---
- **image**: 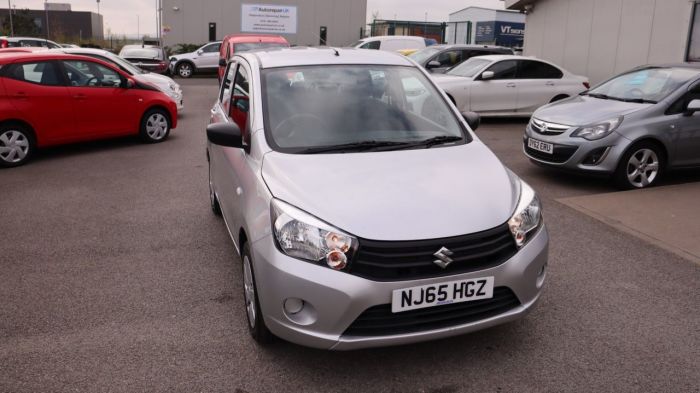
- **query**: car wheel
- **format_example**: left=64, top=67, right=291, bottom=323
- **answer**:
left=242, top=243, right=272, bottom=345
left=614, top=142, right=664, bottom=189
left=139, top=109, right=171, bottom=143
left=0, top=124, right=35, bottom=168
left=209, top=160, right=222, bottom=216
left=176, top=62, right=194, bottom=78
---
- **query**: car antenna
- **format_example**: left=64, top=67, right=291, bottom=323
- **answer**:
left=331, top=47, right=339, bottom=56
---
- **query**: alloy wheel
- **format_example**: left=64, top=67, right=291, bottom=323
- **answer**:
left=178, top=63, right=192, bottom=78
left=0, top=130, right=29, bottom=164
left=243, top=256, right=257, bottom=329
left=626, top=148, right=659, bottom=188
left=145, top=113, right=168, bottom=140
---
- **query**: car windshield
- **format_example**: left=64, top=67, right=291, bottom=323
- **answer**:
left=587, top=67, right=700, bottom=103
left=120, top=47, right=163, bottom=60
left=408, top=47, right=442, bottom=64
left=234, top=42, right=287, bottom=53
left=447, top=57, right=491, bottom=77
left=102, top=52, right=146, bottom=74
left=262, top=65, right=467, bottom=153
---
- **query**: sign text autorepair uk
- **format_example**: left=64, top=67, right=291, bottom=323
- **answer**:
left=241, top=4, right=298, bottom=34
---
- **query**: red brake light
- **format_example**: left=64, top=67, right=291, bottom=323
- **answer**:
left=583, top=81, right=590, bottom=89
left=0, top=39, right=8, bottom=48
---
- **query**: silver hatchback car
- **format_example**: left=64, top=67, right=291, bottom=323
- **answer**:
left=206, top=48, right=548, bottom=350
left=524, top=64, right=700, bottom=188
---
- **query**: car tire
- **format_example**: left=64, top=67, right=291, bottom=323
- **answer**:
left=209, top=160, right=222, bottom=216
left=242, top=243, right=273, bottom=345
left=139, top=109, right=171, bottom=143
left=614, top=141, right=664, bottom=189
left=176, top=62, right=194, bottom=78
left=0, top=124, right=35, bottom=168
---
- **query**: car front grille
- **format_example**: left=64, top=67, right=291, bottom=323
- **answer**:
left=524, top=139, right=578, bottom=164
left=349, top=224, right=518, bottom=281
left=529, top=118, right=571, bottom=135
left=343, top=286, right=520, bottom=336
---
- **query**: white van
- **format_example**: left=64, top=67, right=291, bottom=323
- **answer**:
left=352, top=35, right=428, bottom=52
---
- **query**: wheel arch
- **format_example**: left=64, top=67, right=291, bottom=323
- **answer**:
left=0, top=119, right=38, bottom=144
left=550, top=94, right=569, bottom=103
left=624, top=137, right=669, bottom=165
left=239, top=228, right=249, bottom=255
left=175, top=59, right=196, bottom=71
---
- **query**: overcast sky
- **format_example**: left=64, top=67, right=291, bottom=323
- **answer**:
left=19, top=0, right=504, bottom=36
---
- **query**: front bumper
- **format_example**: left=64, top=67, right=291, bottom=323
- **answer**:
left=523, top=123, right=628, bottom=174
left=250, top=225, right=549, bottom=350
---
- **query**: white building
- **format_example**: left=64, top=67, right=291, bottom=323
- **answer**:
left=505, top=0, right=699, bottom=84
left=446, top=7, right=525, bottom=47
left=162, top=0, right=367, bottom=47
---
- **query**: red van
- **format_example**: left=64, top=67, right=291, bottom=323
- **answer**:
left=218, top=34, right=289, bottom=81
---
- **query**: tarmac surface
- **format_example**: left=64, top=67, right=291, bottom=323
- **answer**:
left=1, top=78, right=699, bottom=392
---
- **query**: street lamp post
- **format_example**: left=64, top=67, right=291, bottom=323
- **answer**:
left=44, top=0, right=50, bottom=39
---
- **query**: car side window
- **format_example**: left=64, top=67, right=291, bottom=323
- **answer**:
left=230, top=65, right=251, bottom=133
left=225, top=44, right=231, bottom=60
left=435, top=50, right=462, bottom=67
left=666, top=83, right=700, bottom=115
left=202, top=43, right=220, bottom=53
left=220, top=63, right=237, bottom=110
left=484, top=60, right=517, bottom=80
left=361, top=41, right=380, bottom=50
left=518, top=60, right=563, bottom=79
left=6, top=61, right=64, bottom=86
left=62, top=60, right=123, bottom=87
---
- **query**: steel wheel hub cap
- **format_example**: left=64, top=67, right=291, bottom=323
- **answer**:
left=146, top=114, right=168, bottom=140
left=0, top=130, right=29, bottom=163
left=243, top=256, right=256, bottom=328
left=626, top=148, right=659, bottom=188
left=179, top=65, right=191, bottom=77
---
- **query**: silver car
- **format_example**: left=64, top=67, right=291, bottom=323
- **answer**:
left=169, top=41, right=222, bottom=78
left=524, top=64, right=700, bottom=188
left=206, top=48, right=548, bottom=350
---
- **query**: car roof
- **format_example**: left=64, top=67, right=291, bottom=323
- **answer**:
left=0, top=51, right=122, bottom=66
left=50, top=47, right=110, bottom=56
left=638, top=63, right=700, bottom=71
left=240, top=47, right=414, bottom=69
left=223, top=34, right=288, bottom=44
left=360, top=36, right=424, bottom=41
left=427, top=44, right=511, bottom=51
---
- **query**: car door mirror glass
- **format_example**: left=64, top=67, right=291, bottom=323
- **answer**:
left=207, top=122, right=243, bottom=148
left=480, top=71, right=494, bottom=80
left=126, top=79, right=136, bottom=88
left=427, top=60, right=441, bottom=69
left=197, top=50, right=203, bottom=55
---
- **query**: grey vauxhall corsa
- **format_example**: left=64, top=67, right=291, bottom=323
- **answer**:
left=206, top=47, right=548, bottom=350
left=524, top=64, right=700, bottom=189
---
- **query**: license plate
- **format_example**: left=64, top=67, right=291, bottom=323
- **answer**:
left=391, top=277, right=494, bottom=313
left=528, top=138, right=553, bottom=154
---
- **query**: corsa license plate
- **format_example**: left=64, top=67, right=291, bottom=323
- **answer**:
left=528, top=137, right=554, bottom=154
left=391, top=277, right=494, bottom=313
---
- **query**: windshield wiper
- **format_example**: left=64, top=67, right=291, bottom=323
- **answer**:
left=299, top=140, right=410, bottom=154
left=616, top=97, right=657, bottom=104
left=402, top=135, right=463, bottom=148
left=583, top=93, right=611, bottom=100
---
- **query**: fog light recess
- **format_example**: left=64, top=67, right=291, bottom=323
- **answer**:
left=283, top=297, right=318, bottom=326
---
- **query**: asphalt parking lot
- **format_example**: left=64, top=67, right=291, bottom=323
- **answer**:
left=1, top=78, right=699, bottom=393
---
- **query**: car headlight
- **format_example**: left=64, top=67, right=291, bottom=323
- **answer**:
left=271, top=199, right=357, bottom=271
left=571, top=116, right=623, bottom=140
left=508, top=180, right=542, bottom=247
left=168, top=82, right=178, bottom=91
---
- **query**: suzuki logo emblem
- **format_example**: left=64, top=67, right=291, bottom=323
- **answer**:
left=433, top=247, right=454, bottom=269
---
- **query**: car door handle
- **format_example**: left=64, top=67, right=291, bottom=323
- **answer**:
left=73, top=93, right=87, bottom=100
left=506, top=83, right=516, bottom=88
left=546, top=81, right=555, bottom=86
left=12, top=92, right=27, bottom=99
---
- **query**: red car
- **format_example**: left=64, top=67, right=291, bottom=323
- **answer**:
left=0, top=52, right=177, bottom=167
left=218, top=34, right=289, bottom=81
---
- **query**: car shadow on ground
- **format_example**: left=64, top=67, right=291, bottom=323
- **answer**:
left=30, top=135, right=177, bottom=164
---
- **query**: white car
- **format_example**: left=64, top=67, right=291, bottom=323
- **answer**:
left=169, top=41, right=222, bottom=78
left=432, top=55, right=589, bottom=117
left=351, top=36, right=427, bottom=52
left=51, top=48, right=184, bottom=111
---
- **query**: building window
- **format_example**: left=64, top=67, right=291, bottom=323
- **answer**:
left=688, top=2, right=700, bottom=62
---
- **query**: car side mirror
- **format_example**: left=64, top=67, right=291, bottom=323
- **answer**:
left=480, top=71, right=494, bottom=80
left=219, top=58, right=227, bottom=67
left=462, top=111, right=480, bottom=130
left=684, top=99, right=700, bottom=116
left=125, top=79, right=136, bottom=89
left=197, top=49, right=203, bottom=55
left=426, top=60, right=441, bottom=69
left=207, top=122, right=243, bottom=148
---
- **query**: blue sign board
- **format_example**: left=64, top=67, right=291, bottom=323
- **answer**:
left=475, top=21, right=525, bottom=47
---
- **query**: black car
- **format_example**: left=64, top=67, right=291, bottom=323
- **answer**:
left=409, top=44, right=514, bottom=74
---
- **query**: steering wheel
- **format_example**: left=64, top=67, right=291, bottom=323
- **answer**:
left=274, top=114, right=329, bottom=141
left=85, top=77, right=99, bottom=87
